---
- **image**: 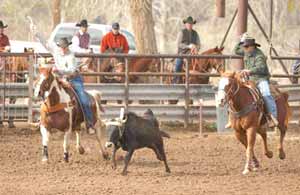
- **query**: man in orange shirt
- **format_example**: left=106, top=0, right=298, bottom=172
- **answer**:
left=101, top=23, right=129, bottom=54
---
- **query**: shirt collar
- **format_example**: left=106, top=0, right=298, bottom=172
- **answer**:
left=79, top=30, right=84, bottom=35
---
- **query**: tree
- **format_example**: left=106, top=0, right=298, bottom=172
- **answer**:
left=52, top=0, right=61, bottom=29
left=129, top=0, right=158, bottom=54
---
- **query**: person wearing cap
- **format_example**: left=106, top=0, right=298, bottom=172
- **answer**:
left=173, top=16, right=201, bottom=84
left=0, top=20, right=10, bottom=52
left=231, top=33, right=278, bottom=128
left=52, top=37, right=94, bottom=130
left=100, top=22, right=129, bottom=54
left=71, top=19, right=92, bottom=70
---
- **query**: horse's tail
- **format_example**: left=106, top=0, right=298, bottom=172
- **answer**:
left=282, top=92, right=292, bottom=127
left=88, top=90, right=105, bottom=121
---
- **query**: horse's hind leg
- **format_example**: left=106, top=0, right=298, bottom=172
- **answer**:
left=75, top=130, right=85, bottom=155
left=257, top=128, right=273, bottom=158
left=278, top=125, right=286, bottom=160
left=95, top=121, right=109, bottom=160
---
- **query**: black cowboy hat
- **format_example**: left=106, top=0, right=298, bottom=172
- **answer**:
left=76, top=19, right=88, bottom=27
left=56, top=37, right=72, bottom=48
left=242, top=38, right=261, bottom=47
left=112, top=22, right=120, bottom=30
left=183, top=16, right=196, bottom=24
left=0, top=21, right=8, bottom=28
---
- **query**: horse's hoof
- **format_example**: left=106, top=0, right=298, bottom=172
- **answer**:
left=102, top=152, right=109, bottom=160
left=77, top=146, right=85, bottom=155
left=121, top=171, right=128, bottom=176
left=265, top=151, right=273, bottom=158
left=279, top=149, right=286, bottom=160
left=41, top=157, right=48, bottom=162
left=166, top=168, right=171, bottom=173
left=242, top=169, right=250, bottom=175
left=64, top=153, right=69, bottom=163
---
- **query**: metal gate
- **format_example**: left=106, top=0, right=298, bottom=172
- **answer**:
left=0, top=53, right=34, bottom=126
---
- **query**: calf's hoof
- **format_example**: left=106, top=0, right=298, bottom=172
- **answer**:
left=77, top=146, right=85, bottom=155
left=279, top=149, right=286, bottom=160
left=166, top=167, right=171, bottom=173
left=265, top=151, right=273, bottom=159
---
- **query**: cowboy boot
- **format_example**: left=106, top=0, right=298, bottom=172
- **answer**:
left=267, top=114, right=279, bottom=128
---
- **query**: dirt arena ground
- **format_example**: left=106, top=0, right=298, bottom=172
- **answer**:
left=0, top=123, right=300, bottom=195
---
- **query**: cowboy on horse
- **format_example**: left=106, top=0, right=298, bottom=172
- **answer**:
left=173, top=16, right=201, bottom=84
left=51, top=37, right=95, bottom=130
left=226, top=33, right=279, bottom=128
left=71, top=19, right=93, bottom=69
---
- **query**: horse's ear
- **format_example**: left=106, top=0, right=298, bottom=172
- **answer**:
left=219, top=46, right=224, bottom=52
left=214, top=46, right=218, bottom=51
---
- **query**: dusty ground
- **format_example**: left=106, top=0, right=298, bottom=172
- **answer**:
left=0, top=123, right=300, bottom=195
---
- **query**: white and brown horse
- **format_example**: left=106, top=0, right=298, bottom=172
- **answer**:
left=34, top=68, right=108, bottom=162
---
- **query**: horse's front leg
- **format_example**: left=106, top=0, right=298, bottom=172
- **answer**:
left=40, top=124, right=50, bottom=162
left=95, top=120, right=109, bottom=160
left=257, top=128, right=273, bottom=158
left=63, top=131, right=71, bottom=162
left=243, top=127, right=256, bottom=175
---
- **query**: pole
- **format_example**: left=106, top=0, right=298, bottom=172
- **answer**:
left=199, top=99, right=203, bottom=136
left=184, top=60, right=190, bottom=128
left=220, top=9, right=238, bottom=48
left=248, top=5, right=292, bottom=83
left=269, top=0, right=273, bottom=56
left=124, top=58, right=129, bottom=112
left=237, top=0, right=248, bottom=69
left=216, top=0, right=226, bottom=18
left=28, top=54, right=34, bottom=124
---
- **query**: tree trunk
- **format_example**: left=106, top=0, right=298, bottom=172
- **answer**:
left=129, top=0, right=157, bottom=54
left=52, top=0, right=61, bottom=30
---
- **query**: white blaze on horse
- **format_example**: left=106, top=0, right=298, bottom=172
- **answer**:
left=34, top=66, right=108, bottom=162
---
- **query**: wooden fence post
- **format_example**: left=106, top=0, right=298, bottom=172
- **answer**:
left=124, top=58, right=129, bottom=112
left=184, top=59, right=190, bottom=128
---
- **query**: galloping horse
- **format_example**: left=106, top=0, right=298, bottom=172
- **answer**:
left=219, top=72, right=291, bottom=175
left=34, top=67, right=108, bottom=162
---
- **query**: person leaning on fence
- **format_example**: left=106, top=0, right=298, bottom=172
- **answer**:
left=71, top=19, right=92, bottom=70
left=173, top=16, right=201, bottom=84
left=226, top=33, right=279, bottom=129
left=0, top=20, right=14, bottom=128
left=100, top=22, right=129, bottom=72
left=0, top=20, right=10, bottom=52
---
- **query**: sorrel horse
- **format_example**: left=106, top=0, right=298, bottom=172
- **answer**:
left=34, top=68, right=108, bottom=162
left=219, top=72, right=291, bottom=175
left=166, top=46, right=225, bottom=104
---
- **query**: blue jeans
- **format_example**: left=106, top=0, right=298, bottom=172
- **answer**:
left=70, top=76, right=93, bottom=127
left=257, top=80, right=277, bottom=118
left=173, top=58, right=184, bottom=83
